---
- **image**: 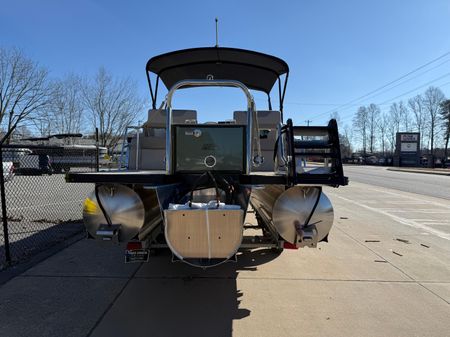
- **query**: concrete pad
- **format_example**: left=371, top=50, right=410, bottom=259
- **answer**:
left=2, top=167, right=450, bottom=337
left=232, top=279, right=450, bottom=337
left=326, top=187, right=442, bottom=238
left=353, top=235, right=450, bottom=282
left=325, top=183, right=450, bottom=282
left=0, top=275, right=127, bottom=337
left=90, top=278, right=244, bottom=337
left=136, top=229, right=409, bottom=282
left=23, top=239, right=140, bottom=278
left=421, top=282, right=450, bottom=304
left=89, top=278, right=450, bottom=337
left=327, top=182, right=450, bottom=239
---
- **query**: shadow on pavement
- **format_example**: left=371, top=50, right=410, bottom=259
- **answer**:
left=90, top=248, right=279, bottom=337
left=0, top=220, right=83, bottom=269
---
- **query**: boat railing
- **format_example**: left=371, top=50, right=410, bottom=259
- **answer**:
left=163, top=79, right=260, bottom=175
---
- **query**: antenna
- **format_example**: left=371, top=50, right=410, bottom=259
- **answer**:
left=215, top=17, right=219, bottom=47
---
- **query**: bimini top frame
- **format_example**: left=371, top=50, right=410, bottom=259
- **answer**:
left=146, top=47, right=289, bottom=117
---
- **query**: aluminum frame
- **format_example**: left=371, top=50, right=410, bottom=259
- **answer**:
left=163, top=79, right=259, bottom=175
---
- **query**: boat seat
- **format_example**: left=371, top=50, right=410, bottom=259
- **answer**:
left=146, top=109, right=197, bottom=128
left=128, top=109, right=197, bottom=170
left=233, top=111, right=281, bottom=171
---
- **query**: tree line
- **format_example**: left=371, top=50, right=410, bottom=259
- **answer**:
left=0, top=47, right=144, bottom=151
left=348, top=86, right=450, bottom=160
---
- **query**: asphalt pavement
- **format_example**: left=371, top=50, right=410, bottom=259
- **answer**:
left=344, top=165, right=450, bottom=200
left=0, top=166, right=449, bottom=337
left=0, top=174, right=92, bottom=266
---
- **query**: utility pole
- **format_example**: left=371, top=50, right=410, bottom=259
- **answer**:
left=305, top=119, right=312, bottom=126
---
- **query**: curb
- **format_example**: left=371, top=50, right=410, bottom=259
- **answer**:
left=387, top=168, right=450, bottom=176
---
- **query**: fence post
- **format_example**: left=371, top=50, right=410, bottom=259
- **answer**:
left=95, top=128, right=99, bottom=172
left=0, top=144, right=11, bottom=265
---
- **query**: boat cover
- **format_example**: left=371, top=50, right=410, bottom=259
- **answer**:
left=146, top=47, right=289, bottom=94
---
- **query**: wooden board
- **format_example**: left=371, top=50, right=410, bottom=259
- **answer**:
left=164, top=209, right=243, bottom=259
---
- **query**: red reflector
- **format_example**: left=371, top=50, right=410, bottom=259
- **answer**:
left=283, top=241, right=298, bottom=249
left=126, top=241, right=142, bottom=250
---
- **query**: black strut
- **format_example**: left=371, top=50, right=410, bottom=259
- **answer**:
left=95, top=184, right=113, bottom=226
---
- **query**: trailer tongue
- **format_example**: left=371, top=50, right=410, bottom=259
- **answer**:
left=67, top=47, right=347, bottom=268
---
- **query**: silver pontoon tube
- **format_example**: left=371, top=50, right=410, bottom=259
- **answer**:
left=164, top=79, right=258, bottom=174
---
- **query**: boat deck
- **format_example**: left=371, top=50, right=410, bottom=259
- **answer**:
left=66, top=168, right=347, bottom=186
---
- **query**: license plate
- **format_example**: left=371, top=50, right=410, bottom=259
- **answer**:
left=125, top=249, right=149, bottom=263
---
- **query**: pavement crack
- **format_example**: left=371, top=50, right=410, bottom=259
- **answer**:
left=86, top=263, right=143, bottom=337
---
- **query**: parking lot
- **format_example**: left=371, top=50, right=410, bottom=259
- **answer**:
left=0, top=174, right=92, bottom=266
left=0, top=166, right=449, bottom=337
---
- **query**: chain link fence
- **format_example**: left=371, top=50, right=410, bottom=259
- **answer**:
left=0, top=144, right=96, bottom=269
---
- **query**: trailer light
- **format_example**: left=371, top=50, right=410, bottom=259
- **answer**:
left=126, top=241, right=142, bottom=250
left=283, top=241, right=298, bottom=249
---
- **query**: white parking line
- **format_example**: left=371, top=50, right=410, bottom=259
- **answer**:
left=378, top=209, right=450, bottom=214
left=334, top=195, right=450, bottom=241
left=369, top=187, right=450, bottom=210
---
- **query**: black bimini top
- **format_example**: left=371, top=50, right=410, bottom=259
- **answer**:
left=146, top=47, right=289, bottom=110
left=147, top=47, right=288, bottom=93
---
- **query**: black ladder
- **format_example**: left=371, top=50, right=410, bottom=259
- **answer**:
left=283, top=118, right=348, bottom=187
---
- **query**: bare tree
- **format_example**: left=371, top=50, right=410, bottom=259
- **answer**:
left=33, top=107, right=53, bottom=137
left=386, top=118, right=396, bottom=154
left=353, top=106, right=369, bottom=155
left=82, top=67, right=144, bottom=152
left=399, top=101, right=410, bottom=132
left=440, top=99, right=450, bottom=161
left=422, top=86, right=445, bottom=163
left=343, top=124, right=353, bottom=146
left=378, top=112, right=389, bottom=156
left=367, top=103, right=380, bottom=153
left=408, top=94, right=427, bottom=149
left=389, top=102, right=402, bottom=133
left=45, top=74, right=84, bottom=141
left=0, top=47, right=50, bottom=142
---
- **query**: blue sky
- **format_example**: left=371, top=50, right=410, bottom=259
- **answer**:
left=1, top=0, right=450, bottom=127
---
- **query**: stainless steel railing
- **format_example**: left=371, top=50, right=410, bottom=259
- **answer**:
left=164, top=79, right=260, bottom=174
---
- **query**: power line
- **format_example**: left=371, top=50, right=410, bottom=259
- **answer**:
left=284, top=102, right=392, bottom=107
left=337, top=79, right=450, bottom=125
left=311, top=50, right=450, bottom=119
left=326, top=72, right=450, bottom=122
left=345, top=58, right=450, bottom=105
left=379, top=72, right=450, bottom=105
left=312, top=64, right=450, bottom=121
left=270, top=58, right=450, bottom=117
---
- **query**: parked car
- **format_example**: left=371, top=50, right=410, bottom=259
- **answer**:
left=2, top=161, right=15, bottom=182
left=365, top=155, right=378, bottom=165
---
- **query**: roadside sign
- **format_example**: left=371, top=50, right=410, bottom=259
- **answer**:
left=394, top=132, right=420, bottom=167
